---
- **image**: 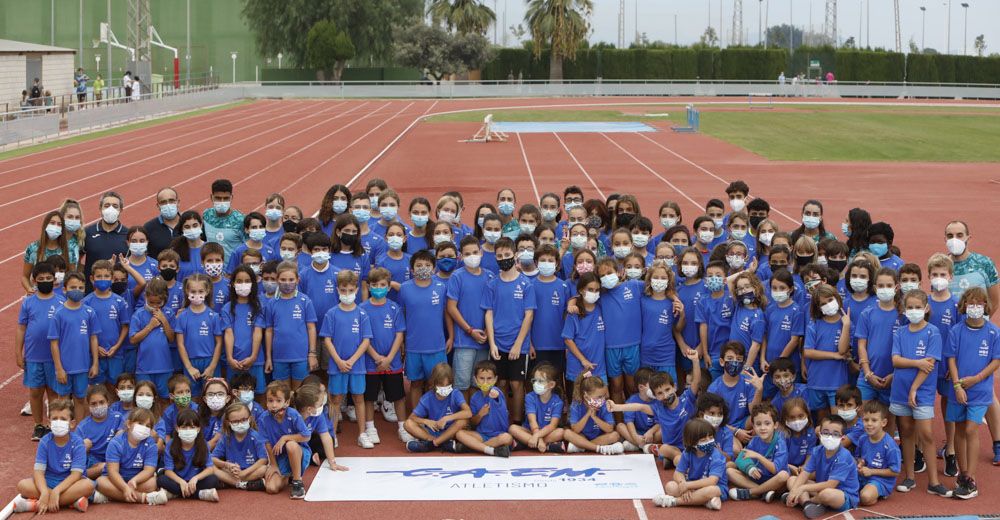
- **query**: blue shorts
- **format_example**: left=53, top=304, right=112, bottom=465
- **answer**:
left=230, top=365, right=266, bottom=395
left=91, top=357, right=125, bottom=386
left=945, top=403, right=988, bottom=424
left=645, top=365, right=678, bottom=385
left=675, top=345, right=693, bottom=372
left=471, top=430, right=507, bottom=443
left=87, top=453, right=107, bottom=468
left=857, top=375, right=891, bottom=405
left=186, top=357, right=222, bottom=396
left=54, top=372, right=89, bottom=398
left=137, top=372, right=172, bottom=397
left=860, top=478, right=892, bottom=498
left=808, top=389, right=837, bottom=411
left=836, top=492, right=859, bottom=512
left=327, top=373, right=365, bottom=395
left=405, top=351, right=447, bottom=382
left=275, top=444, right=311, bottom=477
left=937, top=377, right=951, bottom=397
left=422, top=420, right=455, bottom=438
left=122, top=347, right=138, bottom=375
left=605, top=346, right=640, bottom=379
left=273, top=361, right=309, bottom=383
left=23, top=361, right=56, bottom=390
left=889, top=403, right=935, bottom=420
left=44, top=473, right=91, bottom=490
left=452, top=348, right=488, bottom=391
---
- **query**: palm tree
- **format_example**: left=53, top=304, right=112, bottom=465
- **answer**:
left=427, top=0, right=496, bottom=35
left=524, top=0, right=593, bottom=81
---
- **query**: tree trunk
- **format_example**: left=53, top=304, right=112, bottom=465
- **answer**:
left=549, top=55, right=563, bottom=82
left=334, top=61, right=345, bottom=82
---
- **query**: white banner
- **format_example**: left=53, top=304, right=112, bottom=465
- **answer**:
left=305, top=455, right=663, bottom=502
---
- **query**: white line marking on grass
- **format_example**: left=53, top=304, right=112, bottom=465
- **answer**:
left=516, top=133, right=541, bottom=202
left=552, top=133, right=606, bottom=200
left=635, top=132, right=800, bottom=226
left=600, top=133, right=703, bottom=212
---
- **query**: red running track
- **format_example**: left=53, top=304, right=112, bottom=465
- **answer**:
left=1, top=97, right=999, bottom=520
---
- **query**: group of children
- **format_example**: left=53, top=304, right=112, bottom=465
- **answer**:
left=14, top=178, right=999, bottom=515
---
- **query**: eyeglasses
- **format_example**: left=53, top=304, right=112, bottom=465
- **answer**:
left=206, top=392, right=227, bottom=399
left=819, top=430, right=843, bottom=438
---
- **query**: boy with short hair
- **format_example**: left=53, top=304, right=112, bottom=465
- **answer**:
left=399, top=250, right=449, bottom=411
left=707, top=341, right=762, bottom=438
left=447, top=235, right=494, bottom=394
left=48, top=272, right=101, bottom=421
left=260, top=260, right=280, bottom=299
left=155, top=374, right=199, bottom=445
left=784, top=415, right=861, bottom=518
left=769, top=357, right=807, bottom=414
left=361, top=267, right=410, bottom=442
left=17, top=262, right=65, bottom=440
left=13, top=399, right=93, bottom=514
left=84, top=259, right=132, bottom=388
left=299, top=232, right=342, bottom=371
left=927, top=253, right=960, bottom=477
left=455, top=361, right=514, bottom=457
left=156, top=249, right=185, bottom=312
left=617, top=367, right=660, bottom=451
left=201, top=242, right=229, bottom=310
left=834, top=384, right=865, bottom=449
left=855, top=400, right=901, bottom=506
left=528, top=245, right=572, bottom=380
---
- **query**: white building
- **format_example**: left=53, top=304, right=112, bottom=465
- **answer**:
left=0, top=39, right=76, bottom=112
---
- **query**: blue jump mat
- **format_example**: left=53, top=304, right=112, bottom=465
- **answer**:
left=491, top=121, right=657, bottom=133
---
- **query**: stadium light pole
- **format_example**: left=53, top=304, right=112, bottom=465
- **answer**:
left=231, top=52, right=237, bottom=83
left=277, top=53, right=283, bottom=69
left=920, top=6, right=926, bottom=51
left=789, top=0, right=793, bottom=54
left=186, top=0, right=191, bottom=85
left=758, top=0, right=763, bottom=46
left=960, top=2, right=969, bottom=55
left=946, top=0, right=951, bottom=54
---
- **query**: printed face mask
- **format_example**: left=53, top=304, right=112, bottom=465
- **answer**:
left=435, top=385, right=453, bottom=397
left=786, top=419, right=808, bottom=432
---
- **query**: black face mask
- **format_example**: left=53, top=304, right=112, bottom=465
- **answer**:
left=497, top=257, right=517, bottom=272
left=616, top=213, right=635, bottom=228
left=111, top=281, right=128, bottom=295
left=36, top=281, right=54, bottom=294
left=770, top=263, right=788, bottom=274
left=585, top=216, right=603, bottom=230
left=828, top=259, right=848, bottom=272
left=749, top=216, right=764, bottom=231
left=340, top=233, right=358, bottom=247
left=795, top=255, right=814, bottom=268
left=282, top=220, right=298, bottom=233
left=160, top=268, right=178, bottom=281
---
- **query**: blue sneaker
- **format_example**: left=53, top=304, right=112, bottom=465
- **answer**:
left=993, top=443, right=1000, bottom=466
left=406, top=440, right=434, bottom=453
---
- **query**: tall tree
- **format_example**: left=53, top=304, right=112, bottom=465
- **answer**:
left=394, top=23, right=461, bottom=82
left=427, top=0, right=496, bottom=35
left=524, top=0, right=593, bottom=81
left=974, top=35, right=987, bottom=57
left=306, top=21, right=356, bottom=81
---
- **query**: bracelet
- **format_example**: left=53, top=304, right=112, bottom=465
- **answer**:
left=953, top=382, right=963, bottom=389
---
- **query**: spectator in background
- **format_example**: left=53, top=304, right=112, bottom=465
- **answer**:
left=93, top=74, right=105, bottom=106
left=779, top=71, right=786, bottom=86
left=825, top=71, right=835, bottom=84
left=43, top=90, right=54, bottom=113
left=29, top=78, right=41, bottom=106
left=123, top=70, right=132, bottom=102
left=19, top=90, right=30, bottom=112
left=74, top=68, right=89, bottom=107
left=131, top=76, right=142, bottom=102
left=202, top=179, right=245, bottom=263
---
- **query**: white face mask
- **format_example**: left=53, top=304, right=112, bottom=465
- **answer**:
left=570, top=235, right=587, bottom=249
left=698, top=230, right=715, bottom=244
left=651, top=278, right=669, bottom=293
left=463, top=254, right=482, bottom=269
left=820, top=434, right=841, bottom=451
left=101, top=206, right=120, bottom=224
left=729, top=198, right=746, bottom=212
left=681, top=265, right=698, bottom=278
left=771, top=290, right=789, bottom=303
left=875, top=287, right=896, bottom=302
left=533, top=381, right=549, bottom=395
left=904, top=309, right=926, bottom=324
left=660, top=217, right=677, bottom=229
left=631, top=234, right=649, bottom=247
left=730, top=229, right=747, bottom=240
left=946, top=237, right=967, bottom=256
left=177, top=428, right=199, bottom=443
left=135, top=395, right=155, bottom=409
left=838, top=408, right=857, bottom=421
left=759, top=232, right=774, bottom=246
left=234, top=283, right=252, bottom=297
left=239, top=390, right=255, bottom=404
left=625, top=267, right=643, bottom=280
left=820, top=300, right=840, bottom=317
left=339, top=292, right=357, bottom=305
left=90, top=405, right=108, bottom=419
left=231, top=421, right=250, bottom=434
left=118, top=389, right=135, bottom=403
left=930, top=277, right=950, bottom=292
left=850, top=278, right=869, bottom=293
left=50, top=419, right=71, bottom=437
left=900, top=281, right=920, bottom=294
left=537, top=261, right=557, bottom=277
left=435, top=385, right=453, bottom=397
left=583, top=290, right=601, bottom=304
left=483, top=230, right=501, bottom=244
left=786, top=419, right=809, bottom=432
left=703, top=414, right=724, bottom=428
left=613, top=246, right=631, bottom=259
left=206, top=395, right=227, bottom=411
left=131, top=423, right=152, bottom=441
left=280, top=250, right=296, bottom=261
left=966, top=304, right=986, bottom=320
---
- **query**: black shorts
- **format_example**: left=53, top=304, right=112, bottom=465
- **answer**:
left=364, top=373, right=405, bottom=403
left=529, top=350, right=566, bottom=380
left=496, top=353, right=529, bottom=382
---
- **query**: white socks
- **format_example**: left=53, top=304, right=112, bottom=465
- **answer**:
left=484, top=446, right=495, bottom=455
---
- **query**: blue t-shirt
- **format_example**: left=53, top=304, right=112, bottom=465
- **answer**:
left=854, top=432, right=901, bottom=494
left=676, top=282, right=706, bottom=350
left=929, top=296, right=960, bottom=381
left=677, top=448, right=728, bottom=496
left=359, top=232, right=387, bottom=264
left=82, top=293, right=131, bottom=357
left=844, top=294, right=877, bottom=349
left=405, top=231, right=430, bottom=255
left=330, top=251, right=371, bottom=290
left=263, top=293, right=317, bottom=362
left=890, top=324, right=942, bottom=407
left=624, top=393, right=656, bottom=435
left=227, top=243, right=275, bottom=274
left=481, top=274, right=536, bottom=351
left=105, top=432, right=158, bottom=480
left=530, top=278, right=572, bottom=351
left=524, top=392, right=564, bottom=428
left=413, top=390, right=466, bottom=428
left=640, top=296, right=679, bottom=368
left=298, top=264, right=342, bottom=331
left=695, top=290, right=734, bottom=362
left=944, top=321, right=1000, bottom=406
left=786, top=428, right=817, bottom=467
left=598, top=280, right=643, bottom=348
left=480, top=250, right=499, bottom=276
left=222, top=301, right=266, bottom=366
left=303, top=410, right=331, bottom=437
left=652, top=389, right=697, bottom=448
left=77, top=411, right=125, bottom=461
left=772, top=383, right=808, bottom=416
left=211, top=430, right=268, bottom=469
left=35, top=432, right=87, bottom=484
left=855, top=306, right=902, bottom=378
left=745, top=432, right=788, bottom=480
left=804, top=445, right=860, bottom=502
left=446, top=268, right=493, bottom=349
left=374, top=252, right=411, bottom=302
left=208, top=278, right=229, bottom=311
left=18, top=294, right=65, bottom=363
left=568, top=400, right=614, bottom=440
left=764, top=301, right=805, bottom=366
left=319, top=306, right=373, bottom=375
left=164, top=439, right=210, bottom=480
left=399, top=280, right=448, bottom=354
left=155, top=402, right=200, bottom=439
left=804, top=318, right=848, bottom=391
left=257, top=407, right=309, bottom=446
left=469, top=388, right=510, bottom=439
left=47, top=305, right=102, bottom=374
left=360, top=300, right=406, bottom=373
left=729, top=305, right=766, bottom=359
left=562, top=309, right=607, bottom=380
left=175, top=306, right=225, bottom=359
left=707, top=376, right=757, bottom=427
left=165, top=282, right=185, bottom=313
left=715, top=422, right=736, bottom=458
left=130, top=306, right=175, bottom=374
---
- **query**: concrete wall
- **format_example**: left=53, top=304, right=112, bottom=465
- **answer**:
left=0, top=54, right=26, bottom=109
left=40, top=52, right=74, bottom=99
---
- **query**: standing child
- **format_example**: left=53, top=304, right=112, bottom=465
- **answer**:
left=708, top=342, right=763, bottom=438
left=13, top=399, right=93, bottom=514
left=361, top=267, right=410, bottom=442
left=175, top=274, right=225, bottom=396
left=78, top=386, right=124, bottom=479
left=298, top=233, right=342, bottom=369
left=375, top=221, right=411, bottom=301
left=855, top=401, right=901, bottom=506
left=783, top=415, right=860, bottom=518
left=697, top=261, right=734, bottom=380
left=782, top=397, right=816, bottom=476
left=529, top=245, right=572, bottom=383
left=640, top=262, right=687, bottom=381
left=48, top=271, right=100, bottom=420
left=403, top=363, right=473, bottom=452
left=211, top=402, right=268, bottom=491
left=651, top=418, right=726, bottom=510
left=320, top=270, right=374, bottom=448
left=455, top=361, right=514, bottom=457
left=258, top=381, right=310, bottom=499
left=509, top=362, right=566, bottom=453
left=616, top=368, right=661, bottom=451
left=447, top=236, right=493, bottom=394
left=804, top=284, right=851, bottom=420
left=399, top=250, right=449, bottom=411
left=728, top=403, right=790, bottom=502
left=156, top=250, right=184, bottom=313
left=857, top=268, right=902, bottom=415
left=222, top=266, right=265, bottom=393
left=84, top=260, right=131, bottom=389
left=157, top=409, right=220, bottom=502
left=263, top=261, right=318, bottom=390
left=891, top=289, right=950, bottom=496
left=592, top=257, right=644, bottom=407
left=763, top=269, right=804, bottom=398
left=93, top=408, right=168, bottom=506
left=945, top=287, right=999, bottom=499
left=927, top=253, right=960, bottom=477
left=565, top=373, right=624, bottom=454
left=563, top=273, right=607, bottom=391
left=130, top=278, right=176, bottom=400
left=200, top=243, right=229, bottom=311
left=17, top=262, right=65, bottom=440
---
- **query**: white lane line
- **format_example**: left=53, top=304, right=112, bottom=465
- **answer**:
left=552, top=132, right=606, bottom=200
left=600, top=133, right=704, bottom=213
left=0, top=370, right=24, bottom=391
left=516, top=133, right=541, bottom=202
left=632, top=499, right=649, bottom=520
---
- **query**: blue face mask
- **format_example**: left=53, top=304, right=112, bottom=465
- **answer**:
left=93, top=279, right=112, bottom=292
left=369, top=287, right=389, bottom=299
left=704, top=275, right=724, bottom=292
left=724, top=359, right=743, bottom=377
left=673, top=244, right=686, bottom=256
left=869, top=243, right=889, bottom=258
left=66, top=290, right=86, bottom=302
left=436, top=257, right=457, bottom=273
left=694, top=441, right=716, bottom=454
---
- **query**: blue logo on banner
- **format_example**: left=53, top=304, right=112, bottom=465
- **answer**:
left=368, top=467, right=629, bottom=479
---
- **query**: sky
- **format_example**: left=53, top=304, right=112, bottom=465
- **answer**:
left=483, top=0, right=998, bottom=55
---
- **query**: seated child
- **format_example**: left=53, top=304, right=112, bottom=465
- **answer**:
left=14, top=399, right=93, bottom=514
left=707, top=341, right=763, bottom=442
left=77, top=385, right=124, bottom=479
left=110, top=373, right=136, bottom=415
left=230, top=372, right=266, bottom=424
left=783, top=415, right=860, bottom=518
left=155, top=374, right=199, bottom=447
left=696, top=392, right=738, bottom=460
left=508, top=362, right=566, bottom=453
left=258, top=381, right=310, bottom=499
left=94, top=408, right=168, bottom=506
left=211, top=402, right=268, bottom=491
left=455, top=361, right=514, bottom=457
left=782, top=397, right=816, bottom=476
left=565, top=373, right=624, bottom=455
left=651, top=418, right=726, bottom=510
left=769, top=357, right=808, bottom=415
left=157, top=409, right=220, bottom=502
left=403, top=363, right=472, bottom=452
left=293, top=384, right=347, bottom=471
left=727, top=403, right=790, bottom=502
left=855, top=401, right=901, bottom=506
left=834, top=384, right=865, bottom=449
left=616, top=367, right=661, bottom=452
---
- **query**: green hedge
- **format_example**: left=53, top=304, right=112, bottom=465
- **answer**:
left=906, top=54, right=1000, bottom=83
left=835, top=51, right=906, bottom=82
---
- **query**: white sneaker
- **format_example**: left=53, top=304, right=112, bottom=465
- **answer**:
left=398, top=428, right=416, bottom=444
left=145, top=489, right=168, bottom=506
left=566, top=443, right=585, bottom=453
left=345, top=404, right=357, bottom=422
left=20, top=402, right=31, bottom=416
left=598, top=442, right=625, bottom=455
left=198, top=489, right=219, bottom=502
left=357, top=432, right=375, bottom=449
left=91, top=490, right=108, bottom=504
left=705, top=496, right=722, bottom=510
left=13, top=495, right=36, bottom=513
left=365, top=427, right=381, bottom=444
left=652, top=494, right=676, bottom=508
left=334, top=435, right=339, bottom=449
left=380, top=400, right=398, bottom=422
left=622, top=440, right=641, bottom=452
